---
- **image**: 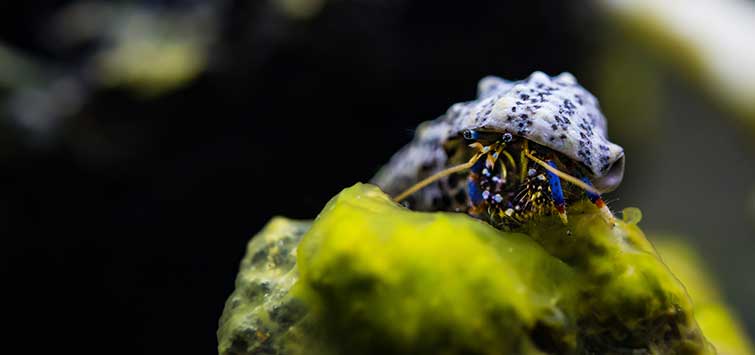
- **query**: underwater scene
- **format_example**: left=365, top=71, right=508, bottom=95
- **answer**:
left=2, top=1, right=754, bottom=354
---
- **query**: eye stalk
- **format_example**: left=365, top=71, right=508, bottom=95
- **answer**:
left=463, top=129, right=515, bottom=144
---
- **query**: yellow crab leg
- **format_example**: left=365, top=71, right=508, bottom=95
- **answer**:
left=523, top=150, right=600, bottom=195
left=499, top=159, right=507, bottom=182
left=486, top=145, right=503, bottom=169
left=501, top=149, right=517, bottom=172
left=519, top=140, right=529, bottom=182
left=393, top=148, right=485, bottom=203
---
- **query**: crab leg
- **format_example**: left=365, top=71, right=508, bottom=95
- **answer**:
left=546, top=160, right=568, bottom=224
left=467, top=157, right=487, bottom=208
left=580, top=177, right=616, bottom=226
left=519, top=140, right=529, bottom=183
left=470, top=144, right=507, bottom=214
left=393, top=142, right=493, bottom=203
left=523, top=149, right=600, bottom=195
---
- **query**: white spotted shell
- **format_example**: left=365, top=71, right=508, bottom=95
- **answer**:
left=447, top=71, right=624, bottom=192
left=371, top=71, right=625, bottom=208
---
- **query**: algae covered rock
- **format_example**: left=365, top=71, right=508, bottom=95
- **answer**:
left=296, top=184, right=577, bottom=354
left=217, top=217, right=313, bottom=355
left=218, top=183, right=737, bottom=354
left=521, top=208, right=712, bottom=354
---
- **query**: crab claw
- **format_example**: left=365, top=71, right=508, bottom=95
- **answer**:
left=593, top=198, right=616, bottom=227
left=556, top=205, right=568, bottom=225
left=580, top=177, right=616, bottom=227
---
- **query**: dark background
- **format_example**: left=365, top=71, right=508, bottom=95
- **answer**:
left=2, top=1, right=752, bottom=354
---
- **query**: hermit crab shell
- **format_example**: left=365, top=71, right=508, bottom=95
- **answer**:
left=371, top=71, right=625, bottom=207
left=447, top=71, right=625, bottom=192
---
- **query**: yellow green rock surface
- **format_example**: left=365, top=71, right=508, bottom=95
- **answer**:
left=218, top=183, right=751, bottom=354
left=217, top=217, right=314, bottom=355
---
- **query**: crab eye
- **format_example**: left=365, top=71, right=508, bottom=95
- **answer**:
left=463, top=129, right=478, bottom=140
left=501, top=133, right=513, bottom=143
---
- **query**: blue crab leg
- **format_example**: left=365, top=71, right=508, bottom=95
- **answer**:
left=467, top=142, right=506, bottom=215
left=546, top=160, right=568, bottom=224
left=467, top=157, right=487, bottom=208
left=580, top=177, right=616, bottom=226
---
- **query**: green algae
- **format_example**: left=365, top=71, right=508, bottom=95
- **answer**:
left=294, top=183, right=712, bottom=354
left=522, top=206, right=712, bottom=354
left=217, top=217, right=316, bottom=355
left=296, top=184, right=576, bottom=354
left=218, top=183, right=752, bottom=354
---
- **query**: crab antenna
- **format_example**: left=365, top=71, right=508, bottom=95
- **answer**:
left=501, top=150, right=517, bottom=172
left=393, top=151, right=484, bottom=203
left=524, top=150, right=601, bottom=195
left=519, top=140, right=529, bottom=182
left=499, top=160, right=507, bottom=182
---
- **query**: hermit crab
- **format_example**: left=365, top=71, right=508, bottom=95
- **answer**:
left=371, top=71, right=625, bottom=229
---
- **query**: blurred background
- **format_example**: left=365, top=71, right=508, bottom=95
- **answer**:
left=2, top=0, right=753, bottom=353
